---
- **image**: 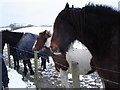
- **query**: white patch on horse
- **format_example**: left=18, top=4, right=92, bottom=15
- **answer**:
left=58, top=40, right=92, bottom=88
left=72, top=40, right=87, bottom=49
left=66, top=41, right=92, bottom=75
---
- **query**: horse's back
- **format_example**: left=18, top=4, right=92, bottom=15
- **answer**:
left=16, top=33, right=38, bottom=60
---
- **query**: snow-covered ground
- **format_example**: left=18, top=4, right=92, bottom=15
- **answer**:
left=2, top=27, right=104, bottom=88
left=7, top=66, right=35, bottom=89
left=5, top=56, right=103, bottom=88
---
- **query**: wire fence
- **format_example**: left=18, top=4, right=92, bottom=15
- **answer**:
left=3, top=45, right=120, bottom=87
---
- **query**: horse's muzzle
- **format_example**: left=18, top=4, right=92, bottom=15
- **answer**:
left=50, top=46, right=62, bottom=55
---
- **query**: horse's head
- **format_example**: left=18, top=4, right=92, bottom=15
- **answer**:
left=32, top=30, right=69, bottom=72
left=51, top=3, right=77, bottom=54
left=33, top=30, right=51, bottom=51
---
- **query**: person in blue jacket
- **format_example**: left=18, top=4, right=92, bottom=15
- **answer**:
left=0, top=54, right=9, bottom=90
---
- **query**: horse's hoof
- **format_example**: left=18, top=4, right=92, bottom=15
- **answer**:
left=30, top=70, right=34, bottom=75
left=42, top=69, right=45, bottom=71
left=14, top=66, right=20, bottom=71
left=23, top=68, right=28, bottom=76
left=14, top=67, right=16, bottom=70
left=16, top=67, right=20, bottom=71
left=16, top=68, right=19, bottom=71
left=42, top=68, right=47, bottom=71
left=23, top=72, right=27, bottom=76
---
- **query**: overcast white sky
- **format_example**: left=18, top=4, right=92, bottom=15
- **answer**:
left=0, top=0, right=120, bottom=26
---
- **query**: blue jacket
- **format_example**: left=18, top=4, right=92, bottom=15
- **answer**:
left=2, top=59, right=9, bottom=87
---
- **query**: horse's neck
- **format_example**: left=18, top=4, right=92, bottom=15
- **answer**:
left=2, top=42, right=5, bottom=53
left=7, top=33, right=23, bottom=46
left=69, top=9, right=84, bottom=41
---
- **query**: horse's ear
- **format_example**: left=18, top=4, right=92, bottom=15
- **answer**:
left=45, top=31, right=51, bottom=38
left=44, top=30, right=47, bottom=33
left=64, top=2, right=69, bottom=10
left=72, top=5, right=74, bottom=8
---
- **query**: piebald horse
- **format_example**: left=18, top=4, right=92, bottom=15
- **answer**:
left=50, top=3, right=120, bottom=88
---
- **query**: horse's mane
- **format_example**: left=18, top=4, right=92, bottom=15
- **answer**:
left=83, top=4, right=120, bottom=17
left=1, top=30, right=10, bottom=32
left=1, top=30, right=24, bottom=34
left=57, top=4, right=120, bottom=28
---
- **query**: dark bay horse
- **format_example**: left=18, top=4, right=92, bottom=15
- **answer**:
left=2, top=30, right=35, bottom=76
left=51, top=3, right=120, bottom=88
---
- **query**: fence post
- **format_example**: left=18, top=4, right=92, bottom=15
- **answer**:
left=34, top=51, right=39, bottom=89
left=71, top=61, right=79, bottom=88
left=7, top=44, right=11, bottom=68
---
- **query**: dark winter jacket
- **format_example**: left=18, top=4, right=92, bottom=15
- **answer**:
left=2, top=59, right=9, bottom=88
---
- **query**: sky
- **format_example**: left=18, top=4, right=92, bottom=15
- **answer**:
left=0, top=0, right=120, bottom=27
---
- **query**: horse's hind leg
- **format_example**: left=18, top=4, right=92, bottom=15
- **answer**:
left=27, top=59, right=34, bottom=75
left=23, top=60, right=28, bottom=76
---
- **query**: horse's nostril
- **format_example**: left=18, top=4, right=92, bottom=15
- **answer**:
left=50, top=43, right=60, bottom=53
left=52, top=47, right=60, bottom=53
left=54, top=48, right=58, bottom=52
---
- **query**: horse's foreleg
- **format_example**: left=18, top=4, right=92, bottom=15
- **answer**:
left=16, top=58, right=19, bottom=71
left=23, top=60, right=28, bottom=76
left=60, top=69, right=70, bottom=88
left=13, top=56, right=17, bottom=70
left=41, top=57, right=46, bottom=71
left=13, top=56, right=19, bottom=71
left=27, top=59, right=34, bottom=75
